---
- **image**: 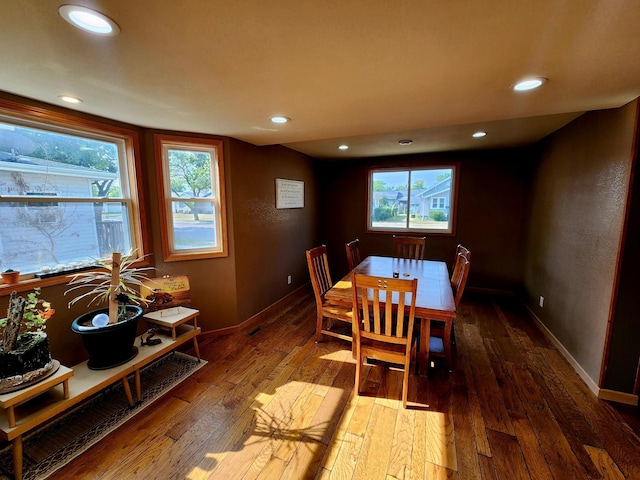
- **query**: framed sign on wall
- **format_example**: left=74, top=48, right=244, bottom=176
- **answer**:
left=275, top=178, right=304, bottom=209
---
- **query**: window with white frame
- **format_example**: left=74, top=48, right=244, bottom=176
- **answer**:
left=367, top=166, right=457, bottom=234
left=431, top=197, right=446, bottom=209
left=155, top=135, right=227, bottom=261
left=0, top=103, right=145, bottom=277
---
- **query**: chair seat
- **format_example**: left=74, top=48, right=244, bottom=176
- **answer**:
left=321, top=299, right=353, bottom=322
left=429, top=336, right=444, bottom=354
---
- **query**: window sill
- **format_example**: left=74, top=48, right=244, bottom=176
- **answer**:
left=0, top=274, right=73, bottom=296
left=0, top=259, right=153, bottom=297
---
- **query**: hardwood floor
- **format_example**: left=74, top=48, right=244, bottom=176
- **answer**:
left=49, top=289, right=640, bottom=479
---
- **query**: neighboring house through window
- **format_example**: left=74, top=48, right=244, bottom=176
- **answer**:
left=367, top=165, right=457, bottom=234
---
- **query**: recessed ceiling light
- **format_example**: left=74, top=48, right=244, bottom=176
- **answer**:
left=472, top=131, right=487, bottom=138
left=59, top=95, right=83, bottom=104
left=513, top=77, right=547, bottom=91
left=338, top=145, right=349, bottom=150
left=270, top=116, right=290, bottom=124
left=59, top=5, right=120, bottom=36
left=398, top=139, right=413, bottom=146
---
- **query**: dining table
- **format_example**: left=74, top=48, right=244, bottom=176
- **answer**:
left=325, top=255, right=456, bottom=375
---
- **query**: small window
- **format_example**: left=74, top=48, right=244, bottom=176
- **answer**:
left=367, top=166, right=457, bottom=234
left=0, top=101, right=145, bottom=276
left=155, top=135, right=227, bottom=261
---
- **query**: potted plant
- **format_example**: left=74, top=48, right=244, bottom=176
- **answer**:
left=65, top=251, right=153, bottom=370
left=1, top=269, right=20, bottom=284
left=0, top=288, right=57, bottom=391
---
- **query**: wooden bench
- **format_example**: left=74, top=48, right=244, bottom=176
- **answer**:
left=0, top=321, right=201, bottom=480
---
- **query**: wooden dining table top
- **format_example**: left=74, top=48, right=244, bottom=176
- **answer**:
left=325, top=255, right=456, bottom=320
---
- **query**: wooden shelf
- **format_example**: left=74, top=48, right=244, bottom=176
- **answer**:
left=0, top=322, right=201, bottom=480
left=144, top=306, right=199, bottom=339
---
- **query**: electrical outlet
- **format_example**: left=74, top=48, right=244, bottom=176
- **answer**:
left=287, top=275, right=292, bottom=285
left=539, top=296, right=544, bottom=308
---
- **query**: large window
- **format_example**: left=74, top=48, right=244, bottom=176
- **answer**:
left=368, top=165, right=457, bottom=234
left=0, top=101, right=145, bottom=277
left=155, top=135, right=227, bottom=261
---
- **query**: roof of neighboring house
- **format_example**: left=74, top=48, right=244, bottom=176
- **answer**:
left=0, top=152, right=117, bottom=180
left=416, top=177, right=452, bottom=198
left=373, top=189, right=430, bottom=205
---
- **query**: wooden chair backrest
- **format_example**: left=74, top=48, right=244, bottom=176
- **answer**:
left=306, top=245, right=333, bottom=301
left=452, top=254, right=470, bottom=307
left=392, top=235, right=426, bottom=260
left=351, top=273, right=418, bottom=348
left=451, top=244, right=471, bottom=286
left=456, top=244, right=471, bottom=260
left=345, top=239, right=362, bottom=271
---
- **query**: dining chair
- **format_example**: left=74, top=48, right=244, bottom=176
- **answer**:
left=306, top=245, right=353, bottom=344
left=451, top=244, right=471, bottom=287
left=351, top=273, right=418, bottom=408
left=392, top=235, right=426, bottom=260
left=430, top=253, right=470, bottom=369
left=345, top=238, right=362, bottom=271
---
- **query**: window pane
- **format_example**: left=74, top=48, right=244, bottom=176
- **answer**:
left=171, top=201, right=217, bottom=250
left=0, top=120, right=122, bottom=199
left=0, top=201, right=132, bottom=273
left=156, top=135, right=227, bottom=260
left=0, top=112, right=140, bottom=275
left=408, top=168, right=453, bottom=230
left=168, top=149, right=213, bottom=199
left=369, top=167, right=455, bottom=234
left=370, top=171, right=409, bottom=229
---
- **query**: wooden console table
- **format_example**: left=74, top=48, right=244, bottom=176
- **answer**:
left=0, top=320, right=201, bottom=480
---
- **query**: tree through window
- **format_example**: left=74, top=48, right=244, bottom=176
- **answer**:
left=155, top=135, right=228, bottom=261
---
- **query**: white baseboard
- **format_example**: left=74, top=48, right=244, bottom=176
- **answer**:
left=523, top=303, right=639, bottom=405
left=523, top=304, right=600, bottom=396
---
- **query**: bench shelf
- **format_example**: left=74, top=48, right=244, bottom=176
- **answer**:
left=0, top=319, right=201, bottom=480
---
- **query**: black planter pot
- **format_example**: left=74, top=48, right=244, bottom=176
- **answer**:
left=71, top=306, right=143, bottom=370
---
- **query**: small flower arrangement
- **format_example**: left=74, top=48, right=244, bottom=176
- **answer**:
left=1, top=287, right=54, bottom=352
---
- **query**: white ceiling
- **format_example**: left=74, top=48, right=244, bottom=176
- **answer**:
left=1, top=1, right=638, bottom=159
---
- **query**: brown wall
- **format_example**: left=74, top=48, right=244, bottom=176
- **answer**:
left=229, top=141, right=323, bottom=322
left=320, top=150, right=534, bottom=292
left=523, top=101, right=638, bottom=386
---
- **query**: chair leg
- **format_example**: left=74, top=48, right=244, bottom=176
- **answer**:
left=315, top=313, right=323, bottom=343
left=402, top=360, right=410, bottom=409
left=355, top=343, right=363, bottom=395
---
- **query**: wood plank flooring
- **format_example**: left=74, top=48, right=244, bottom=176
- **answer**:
left=48, top=289, right=640, bottom=479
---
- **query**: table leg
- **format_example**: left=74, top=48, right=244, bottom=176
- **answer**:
left=63, top=378, right=70, bottom=399
left=13, top=436, right=23, bottom=480
left=419, top=318, right=431, bottom=376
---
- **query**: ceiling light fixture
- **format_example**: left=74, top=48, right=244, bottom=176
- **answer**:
left=398, top=139, right=413, bottom=146
left=270, top=116, right=290, bottom=124
left=338, top=145, right=349, bottom=150
left=59, top=95, right=83, bottom=104
left=472, top=131, right=487, bottom=138
left=513, top=77, right=547, bottom=92
left=59, top=5, right=120, bottom=36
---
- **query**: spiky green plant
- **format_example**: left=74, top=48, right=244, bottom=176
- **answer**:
left=65, top=251, right=154, bottom=324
